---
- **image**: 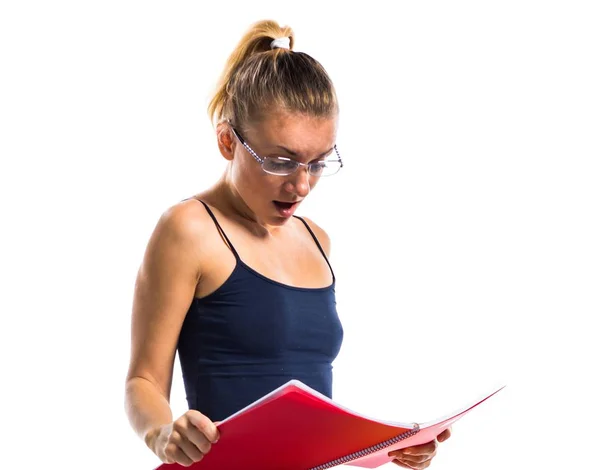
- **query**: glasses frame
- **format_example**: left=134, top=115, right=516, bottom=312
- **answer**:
left=228, top=123, right=343, bottom=177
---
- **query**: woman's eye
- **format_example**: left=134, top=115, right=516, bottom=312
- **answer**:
left=270, top=158, right=297, bottom=169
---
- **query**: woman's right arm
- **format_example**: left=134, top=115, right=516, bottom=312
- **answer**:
left=124, top=202, right=219, bottom=465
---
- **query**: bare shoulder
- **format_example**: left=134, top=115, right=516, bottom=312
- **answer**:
left=146, top=198, right=221, bottom=262
left=152, top=198, right=212, bottom=249
left=158, top=197, right=212, bottom=233
left=297, top=215, right=332, bottom=257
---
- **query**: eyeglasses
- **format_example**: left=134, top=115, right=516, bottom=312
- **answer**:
left=229, top=124, right=343, bottom=177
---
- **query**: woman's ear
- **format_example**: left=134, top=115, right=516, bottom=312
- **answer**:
left=216, top=122, right=235, bottom=161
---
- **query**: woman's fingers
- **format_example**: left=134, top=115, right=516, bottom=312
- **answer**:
left=165, top=413, right=218, bottom=465
left=187, top=411, right=220, bottom=443
left=175, top=432, right=206, bottom=464
left=174, top=417, right=213, bottom=454
left=437, top=427, right=452, bottom=442
left=392, top=459, right=415, bottom=469
left=164, top=431, right=194, bottom=466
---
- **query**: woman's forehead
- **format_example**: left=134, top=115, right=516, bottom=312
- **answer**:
left=248, top=112, right=337, bottom=146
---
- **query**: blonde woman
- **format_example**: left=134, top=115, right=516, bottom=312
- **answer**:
left=124, top=19, right=450, bottom=469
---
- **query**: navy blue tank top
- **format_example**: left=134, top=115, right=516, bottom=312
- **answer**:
left=176, top=200, right=344, bottom=422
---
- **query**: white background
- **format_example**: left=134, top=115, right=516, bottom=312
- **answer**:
left=1, top=1, right=598, bottom=469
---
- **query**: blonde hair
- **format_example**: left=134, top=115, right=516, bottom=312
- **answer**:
left=207, top=20, right=338, bottom=130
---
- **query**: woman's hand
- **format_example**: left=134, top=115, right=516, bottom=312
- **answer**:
left=149, top=410, right=220, bottom=467
left=388, top=428, right=452, bottom=469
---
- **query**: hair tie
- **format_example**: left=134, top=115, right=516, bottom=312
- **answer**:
left=270, top=37, right=290, bottom=50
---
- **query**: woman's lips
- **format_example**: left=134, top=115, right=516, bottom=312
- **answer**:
left=273, top=200, right=300, bottom=217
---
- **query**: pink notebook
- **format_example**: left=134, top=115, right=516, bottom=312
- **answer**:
left=155, top=381, right=505, bottom=470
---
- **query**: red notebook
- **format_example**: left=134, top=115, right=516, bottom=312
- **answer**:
left=155, top=380, right=504, bottom=470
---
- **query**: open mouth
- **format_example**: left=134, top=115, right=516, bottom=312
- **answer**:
left=273, top=200, right=300, bottom=217
left=273, top=201, right=296, bottom=210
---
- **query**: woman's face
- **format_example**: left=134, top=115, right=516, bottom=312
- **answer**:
left=227, top=111, right=338, bottom=226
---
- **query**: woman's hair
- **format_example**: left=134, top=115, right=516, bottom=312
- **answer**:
left=207, top=19, right=338, bottom=130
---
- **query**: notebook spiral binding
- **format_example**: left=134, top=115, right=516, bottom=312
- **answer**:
left=309, top=424, right=420, bottom=470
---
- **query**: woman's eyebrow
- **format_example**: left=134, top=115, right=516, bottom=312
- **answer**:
left=275, top=145, right=335, bottom=158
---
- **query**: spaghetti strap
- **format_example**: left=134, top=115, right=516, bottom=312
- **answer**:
left=197, top=199, right=240, bottom=260
left=294, top=216, right=335, bottom=282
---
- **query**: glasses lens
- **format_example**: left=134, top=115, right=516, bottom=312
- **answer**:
left=310, top=160, right=342, bottom=177
left=263, top=157, right=299, bottom=175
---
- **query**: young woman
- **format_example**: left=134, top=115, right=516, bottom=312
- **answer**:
left=124, top=19, right=450, bottom=469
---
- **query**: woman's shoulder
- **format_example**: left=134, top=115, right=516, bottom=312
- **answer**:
left=296, top=215, right=331, bottom=257
left=159, top=196, right=209, bottom=227
left=149, top=197, right=215, bottom=254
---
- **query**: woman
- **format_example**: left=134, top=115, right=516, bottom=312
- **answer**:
left=124, top=19, right=450, bottom=469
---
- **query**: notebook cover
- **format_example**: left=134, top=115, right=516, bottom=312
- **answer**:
left=155, top=380, right=416, bottom=470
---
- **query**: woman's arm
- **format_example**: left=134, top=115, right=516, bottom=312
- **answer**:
left=124, top=201, right=207, bottom=453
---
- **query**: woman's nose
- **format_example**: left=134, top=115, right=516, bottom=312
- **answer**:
left=287, top=167, right=311, bottom=197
